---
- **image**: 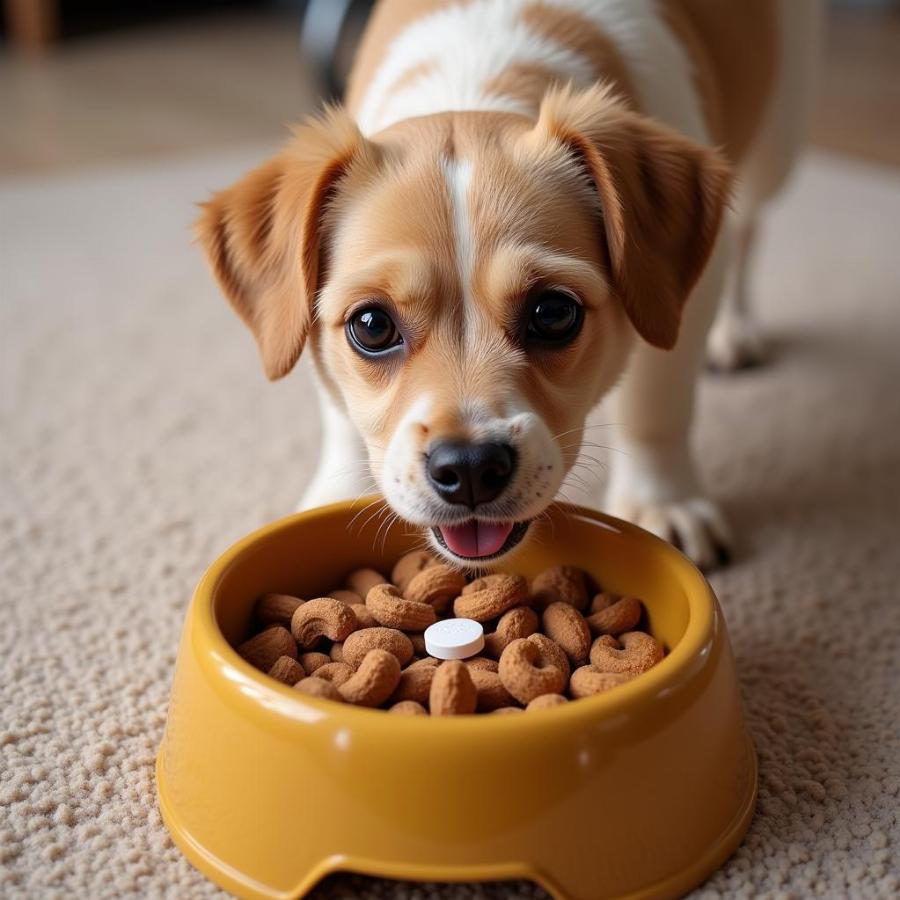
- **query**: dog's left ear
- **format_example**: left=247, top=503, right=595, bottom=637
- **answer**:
left=195, top=107, right=377, bottom=379
left=524, top=84, right=732, bottom=349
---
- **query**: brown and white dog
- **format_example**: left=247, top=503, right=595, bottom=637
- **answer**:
left=196, top=0, right=821, bottom=569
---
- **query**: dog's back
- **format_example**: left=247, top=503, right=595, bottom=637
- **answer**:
left=346, top=0, right=819, bottom=194
left=196, top=0, right=823, bottom=568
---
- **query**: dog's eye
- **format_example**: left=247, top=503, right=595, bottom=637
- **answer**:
left=525, top=290, right=584, bottom=346
left=347, top=307, right=402, bottom=355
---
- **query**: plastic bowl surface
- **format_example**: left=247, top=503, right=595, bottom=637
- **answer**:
left=157, top=499, right=756, bottom=899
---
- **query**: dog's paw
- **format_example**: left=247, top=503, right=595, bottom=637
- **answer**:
left=706, top=312, right=766, bottom=372
left=606, top=495, right=733, bottom=570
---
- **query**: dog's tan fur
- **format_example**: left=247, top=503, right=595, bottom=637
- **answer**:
left=195, top=0, right=820, bottom=568
left=197, top=91, right=728, bottom=459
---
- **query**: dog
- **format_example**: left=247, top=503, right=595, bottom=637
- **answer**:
left=196, top=0, right=821, bottom=570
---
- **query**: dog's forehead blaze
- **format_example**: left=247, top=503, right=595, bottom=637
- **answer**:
left=328, top=110, right=609, bottom=447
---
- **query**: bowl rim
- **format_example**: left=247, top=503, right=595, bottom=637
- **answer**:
left=193, top=498, right=718, bottom=731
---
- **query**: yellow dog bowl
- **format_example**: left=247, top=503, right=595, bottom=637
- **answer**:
left=157, top=500, right=756, bottom=900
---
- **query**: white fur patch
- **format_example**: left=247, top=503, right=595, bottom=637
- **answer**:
left=441, top=157, right=476, bottom=334
left=356, top=0, right=595, bottom=135
left=356, top=0, right=709, bottom=144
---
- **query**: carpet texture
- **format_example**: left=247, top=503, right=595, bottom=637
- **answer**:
left=1, top=148, right=898, bottom=899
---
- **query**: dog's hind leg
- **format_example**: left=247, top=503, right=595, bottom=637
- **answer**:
left=706, top=215, right=766, bottom=371
left=707, top=0, right=823, bottom=372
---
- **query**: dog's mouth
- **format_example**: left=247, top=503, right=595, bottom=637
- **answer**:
left=431, top=519, right=531, bottom=561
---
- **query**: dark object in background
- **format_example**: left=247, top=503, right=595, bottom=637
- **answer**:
left=3, top=0, right=277, bottom=50
left=4, top=0, right=373, bottom=102
left=300, top=0, right=372, bottom=99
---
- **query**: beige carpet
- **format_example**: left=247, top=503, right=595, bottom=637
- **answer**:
left=1, top=147, right=898, bottom=899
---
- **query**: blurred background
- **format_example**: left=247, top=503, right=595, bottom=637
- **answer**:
left=2, top=4, right=900, bottom=900
left=1, top=0, right=898, bottom=174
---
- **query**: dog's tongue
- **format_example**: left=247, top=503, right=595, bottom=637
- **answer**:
left=439, top=521, right=514, bottom=558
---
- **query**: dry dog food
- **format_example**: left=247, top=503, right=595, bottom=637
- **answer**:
left=236, top=555, right=665, bottom=715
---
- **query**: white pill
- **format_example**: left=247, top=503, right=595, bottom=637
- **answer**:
left=424, top=618, right=485, bottom=660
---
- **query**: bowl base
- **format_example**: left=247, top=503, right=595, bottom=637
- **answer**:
left=156, top=740, right=756, bottom=900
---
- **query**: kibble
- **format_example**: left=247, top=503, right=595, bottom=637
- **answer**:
left=299, top=651, right=331, bottom=675
left=267, top=656, right=305, bottom=686
left=391, top=550, right=440, bottom=593
left=389, top=700, right=428, bottom=715
left=389, top=664, right=436, bottom=706
left=238, top=626, right=296, bottom=670
left=366, top=583, right=436, bottom=631
left=312, top=662, right=354, bottom=687
left=294, top=677, right=343, bottom=702
left=237, top=556, right=664, bottom=714
left=430, top=660, right=477, bottom=715
left=255, top=593, right=303, bottom=628
left=339, top=649, right=401, bottom=707
left=541, top=602, right=591, bottom=665
left=530, top=565, right=590, bottom=610
left=345, top=567, right=388, bottom=598
left=291, top=599, right=356, bottom=649
left=586, top=594, right=642, bottom=636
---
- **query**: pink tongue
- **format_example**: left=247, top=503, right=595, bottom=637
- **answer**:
left=439, top=521, right=514, bottom=558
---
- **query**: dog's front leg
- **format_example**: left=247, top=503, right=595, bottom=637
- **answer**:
left=298, top=388, right=372, bottom=511
left=605, top=226, right=734, bottom=569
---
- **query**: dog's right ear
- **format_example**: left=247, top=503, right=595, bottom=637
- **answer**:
left=195, top=108, right=377, bottom=380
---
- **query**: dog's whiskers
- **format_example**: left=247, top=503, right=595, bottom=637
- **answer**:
left=346, top=496, right=385, bottom=533
left=551, top=422, right=617, bottom=442
left=358, top=502, right=392, bottom=537
left=374, top=508, right=401, bottom=554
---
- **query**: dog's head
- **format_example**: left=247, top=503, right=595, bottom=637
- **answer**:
left=196, top=85, right=729, bottom=566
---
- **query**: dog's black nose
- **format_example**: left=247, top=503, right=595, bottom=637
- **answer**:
left=425, top=441, right=516, bottom=508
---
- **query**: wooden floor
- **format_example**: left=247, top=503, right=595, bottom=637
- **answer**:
left=0, top=7, right=898, bottom=176
left=0, top=12, right=315, bottom=175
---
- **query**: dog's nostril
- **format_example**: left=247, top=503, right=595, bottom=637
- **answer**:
left=432, top=465, right=461, bottom=488
left=425, top=441, right=517, bottom=508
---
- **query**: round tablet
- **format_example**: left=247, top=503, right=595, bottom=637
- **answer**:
left=424, top=618, right=485, bottom=660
